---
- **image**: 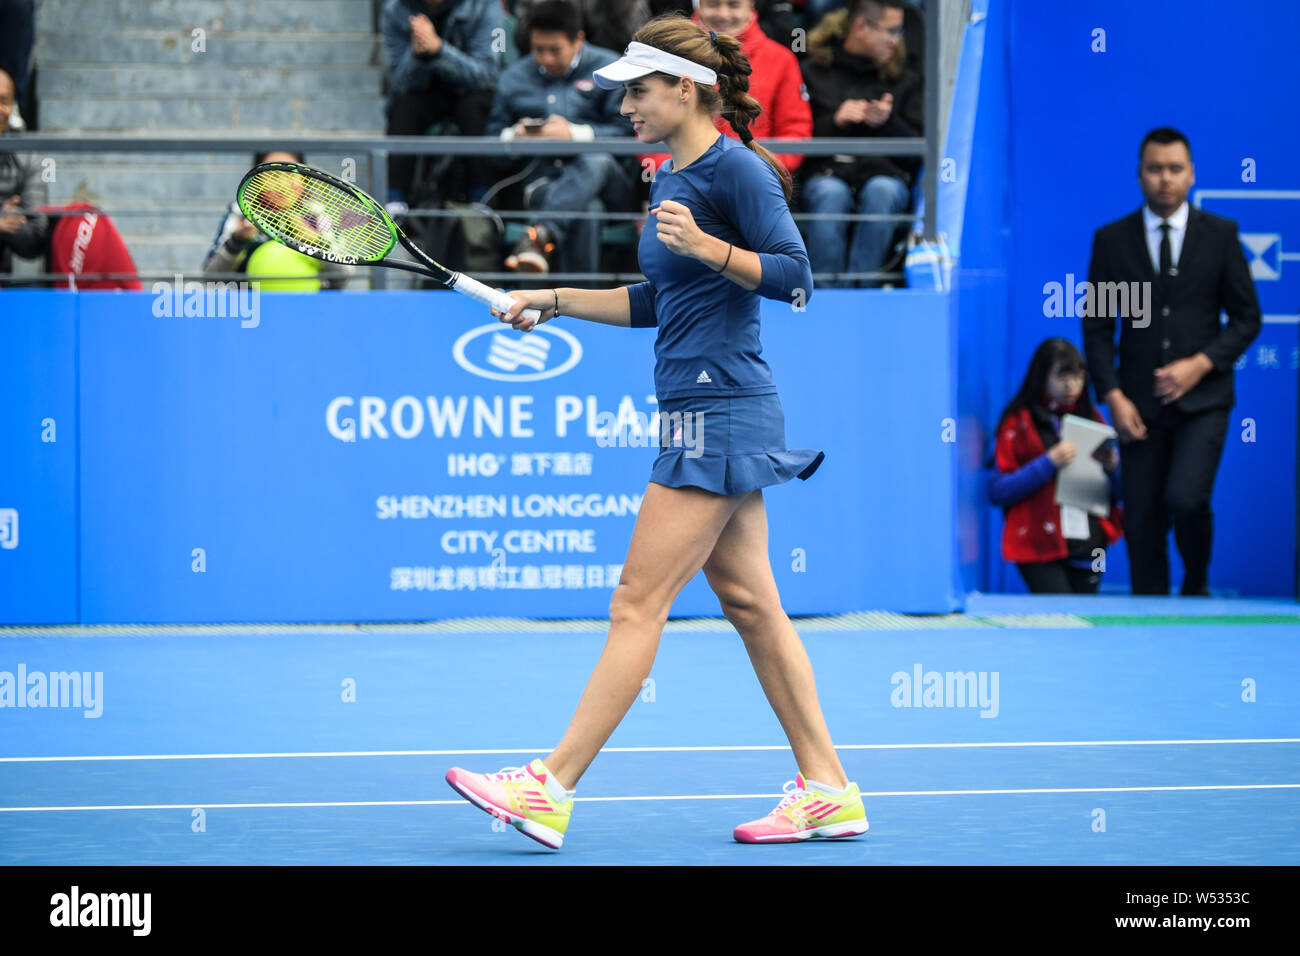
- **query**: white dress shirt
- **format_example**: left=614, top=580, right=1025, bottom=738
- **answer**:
left=1143, top=200, right=1189, bottom=275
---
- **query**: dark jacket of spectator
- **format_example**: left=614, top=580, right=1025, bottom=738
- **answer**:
left=0, top=0, right=35, bottom=106
left=513, top=0, right=652, bottom=55
left=799, top=8, right=923, bottom=190
left=486, top=41, right=628, bottom=141
left=0, top=148, right=46, bottom=277
left=380, top=0, right=503, bottom=100
left=1084, top=207, right=1261, bottom=425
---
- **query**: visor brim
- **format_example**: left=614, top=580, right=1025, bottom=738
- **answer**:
left=592, top=59, right=659, bottom=90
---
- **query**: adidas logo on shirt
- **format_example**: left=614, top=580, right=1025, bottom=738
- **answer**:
left=696, top=370, right=712, bottom=384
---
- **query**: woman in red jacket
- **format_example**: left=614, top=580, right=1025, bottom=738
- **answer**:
left=990, top=338, right=1125, bottom=594
left=638, top=0, right=812, bottom=179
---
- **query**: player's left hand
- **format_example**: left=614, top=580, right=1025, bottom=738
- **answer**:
left=1153, top=356, right=1207, bottom=404
left=651, top=200, right=706, bottom=259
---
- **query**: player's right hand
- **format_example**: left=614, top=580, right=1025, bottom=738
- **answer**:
left=492, top=289, right=557, bottom=333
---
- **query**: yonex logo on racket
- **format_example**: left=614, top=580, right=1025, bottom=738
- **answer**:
left=296, top=243, right=360, bottom=266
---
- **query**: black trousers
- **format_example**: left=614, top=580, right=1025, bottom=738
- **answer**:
left=1017, top=560, right=1101, bottom=594
left=1119, top=403, right=1230, bottom=595
left=384, top=87, right=495, bottom=200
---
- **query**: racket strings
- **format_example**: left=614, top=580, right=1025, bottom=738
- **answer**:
left=239, top=169, right=393, bottom=261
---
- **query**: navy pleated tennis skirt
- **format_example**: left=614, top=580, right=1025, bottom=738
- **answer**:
left=649, top=392, right=824, bottom=495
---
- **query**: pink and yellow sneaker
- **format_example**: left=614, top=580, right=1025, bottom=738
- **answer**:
left=733, top=772, right=869, bottom=843
left=445, top=758, right=573, bottom=849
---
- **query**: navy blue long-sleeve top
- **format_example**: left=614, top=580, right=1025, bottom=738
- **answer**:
left=626, top=133, right=813, bottom=400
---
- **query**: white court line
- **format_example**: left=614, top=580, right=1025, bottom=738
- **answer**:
left=2, top=738, right=1299, bottom=763
left=2, top=783, right=1299, bottom=813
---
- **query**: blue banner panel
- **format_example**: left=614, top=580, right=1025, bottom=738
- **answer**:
left=979, top=0, right=1300, bottom=596
left=0, top=292, right=78, bottom=624
left=73, top=288, right=956, bottom=623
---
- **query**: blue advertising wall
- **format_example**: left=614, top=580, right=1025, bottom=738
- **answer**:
left=952, top=0, right=1298, bottom=596
left=0, top=297, right=79, bottom=622
left=0, top=288, right=959, bottom=624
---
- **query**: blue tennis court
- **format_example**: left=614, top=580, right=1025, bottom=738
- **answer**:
left=3, top=593, right=1296, bottom=865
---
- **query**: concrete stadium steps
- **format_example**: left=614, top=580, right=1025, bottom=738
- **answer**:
left=39, top=66, right=382, bottom=97
left=40, top=154, right=376, bottom=200
left=37, top=0, right=374, bottom=32
left=40, top=94, right=385, bottom=134
left=34, top=0, right=383, bottom=277
left=38, top=31, right=378, bottom=68
left=122, top=236, right=226, bottom=275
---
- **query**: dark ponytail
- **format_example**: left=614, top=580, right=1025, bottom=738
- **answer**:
left=631, top=14, right=794, bottom=204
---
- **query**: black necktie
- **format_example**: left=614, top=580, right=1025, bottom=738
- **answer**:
left=1159, top=221, right=1172, bottom=278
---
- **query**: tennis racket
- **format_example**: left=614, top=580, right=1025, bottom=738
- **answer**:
left=235, top=161, right=540, bottom=320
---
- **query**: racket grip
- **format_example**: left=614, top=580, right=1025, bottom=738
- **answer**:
left=452, top=273, right=543, bottom=321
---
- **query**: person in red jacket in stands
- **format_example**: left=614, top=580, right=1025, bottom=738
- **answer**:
left=40, top=201, right=143, bottom=290
left=638, top=0, right=811, bottom=181
left=989, top=338, right=1125, bottom=594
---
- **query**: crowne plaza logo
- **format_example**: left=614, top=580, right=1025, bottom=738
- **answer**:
left=453, top=324, right=583, bottom=382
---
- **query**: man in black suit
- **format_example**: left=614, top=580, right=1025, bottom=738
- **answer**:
left=1083, top=127, right=1261, bottom=596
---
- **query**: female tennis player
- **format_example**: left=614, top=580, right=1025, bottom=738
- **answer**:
left=445, top=13, right=868, bottom=848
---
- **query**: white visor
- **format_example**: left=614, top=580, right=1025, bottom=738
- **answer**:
left=592, top=41, right=718, bottom=90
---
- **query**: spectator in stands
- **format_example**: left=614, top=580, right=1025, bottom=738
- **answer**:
left=0, top=67, right=47, bottom=282
left=989, top=338, right=1124, bottom=594
left=1083, top=127, right=1261, bottom=597
left=513, top=0, right=652, bottom=55
left=488, top=0, right=637, bottom=274
left=38, top=198, right=143, bottom=291
left=798, top=0, right=922, bottom=287
left=803, top=0, right=926, bottom=71
left=380, top=0, right=503, bottom=207
left=648, top=0, right=795, bottom=50
left=639, top=0, right=812, bottom=180
left=203, top=151, right=350, bottom=290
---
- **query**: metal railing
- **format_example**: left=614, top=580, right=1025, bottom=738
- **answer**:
left=4, top=0, right=945, bottom=290
left=1, top=134, right=929, bottom=289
